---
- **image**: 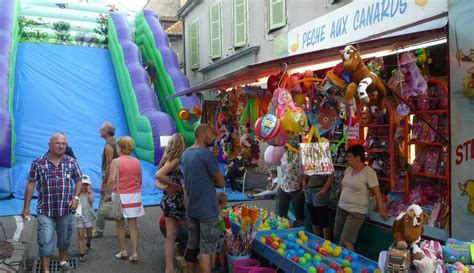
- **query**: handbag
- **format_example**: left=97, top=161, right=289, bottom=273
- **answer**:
left=299, top=126, right=334, bottom=175
left=99, top=159, right=123, bottom=221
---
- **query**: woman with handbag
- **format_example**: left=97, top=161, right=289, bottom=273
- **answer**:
left=155, top=133, right=186, bottom=273
left=107, top=136, right=144, bottom=263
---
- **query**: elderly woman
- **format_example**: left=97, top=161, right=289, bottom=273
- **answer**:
left=334, top=144, right=388, bottom=251
left=108, top=136, right=144, bottom=263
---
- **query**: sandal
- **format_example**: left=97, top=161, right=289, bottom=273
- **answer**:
left=115, top=250, right=128, bottom=260
left=86, top=243, right=94, bottom=252
left=79, top=254, right=86, bottom=262
left=129, top=253, right=139, bottom=264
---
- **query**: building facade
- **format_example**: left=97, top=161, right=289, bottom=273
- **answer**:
left=178, top=0, right=351, bottom=91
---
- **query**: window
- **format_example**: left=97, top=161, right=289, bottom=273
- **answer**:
left=189, top=20, right=200, bottom=70
left=209, top=2, right=222, bottom=59
left=233, top=0, right=247, bottom=47
left=268, top=0, right=287, bottom=31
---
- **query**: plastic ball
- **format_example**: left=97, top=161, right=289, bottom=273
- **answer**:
left=321, top=249, right=328, bottom=256
left=304, top=253, right=312, bottom=260
left=259, top=237, right=266, bottom=244
left=317, top=265, right=326, bottom=273
left=309, top=266, right=317, bottom=273
left=342, top=259, right=351, bottom=267
left=298, top=257, right=307, bottom=265
left=313, top=255, right=322, bottom=262
left=297, top=249, right=305, bottom=256
left=297, top=239, right=303, bottom=245
left=344, top=267, right=353, bottom=273
left=292, top=256, right=299, bottom=263
left=345, top=256, right=352, bottom=263
left=280, top=243, right=286, bottom=250
left=288, top=250, right=296, bottom=257
left=373, top=268, right=381, bottom=273
left=328, top=269, right=336, bottom=273
left=277, top=248, right=285, bottom=254
left=330, top=263, right=339, bottom=269
left=178, top=109, right=190, bottom=120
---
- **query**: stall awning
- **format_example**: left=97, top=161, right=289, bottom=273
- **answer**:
left=168, top=18, right=446, bottom=99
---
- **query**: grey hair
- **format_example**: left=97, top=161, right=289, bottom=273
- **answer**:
left=102, top=122, right=115, bottom=136
left=49, top=132, right=68, bottom=143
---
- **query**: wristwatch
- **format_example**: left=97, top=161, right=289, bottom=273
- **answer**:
left=74, top=196, right=79, bottom=200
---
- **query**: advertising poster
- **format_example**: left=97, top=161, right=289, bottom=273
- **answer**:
left=448, top=0, right=474, bottom=240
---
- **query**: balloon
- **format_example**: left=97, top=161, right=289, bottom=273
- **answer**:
left=254, top=114, right=281, bottom=141
left=264, top=145, right=285, bottom=165
left=267, top=133, right=288, bottom=146
left=293, top=93, right=306, bottom=106
left=178, top=109, right=190, bottom=120
left=280, top=107, right=308, bottom=135
left=273, top=88, right=298, bottom=118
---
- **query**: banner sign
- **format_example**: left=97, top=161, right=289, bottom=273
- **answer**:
left=449, top=0, right=474, bottom=241
left=288, top=0, right=447, bottom=55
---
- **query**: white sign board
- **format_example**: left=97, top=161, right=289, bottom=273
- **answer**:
left=288, top=0, right=447, bottom=55
left=448, top=0, right=474, bottom=241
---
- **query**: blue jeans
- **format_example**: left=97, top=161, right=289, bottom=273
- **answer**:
left=37, top=214, right=73, bottom=257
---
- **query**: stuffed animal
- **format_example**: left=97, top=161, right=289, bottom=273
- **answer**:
left=399, top=52, right=428, bottom=98
left=392, top=204, right=429, bottom=260
left=340, top=45, right=387, bottom=118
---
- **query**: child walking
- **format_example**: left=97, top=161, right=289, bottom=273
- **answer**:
left=75, top=175, right=96, bottom=262
left=212, top=192, right=228, bottom=272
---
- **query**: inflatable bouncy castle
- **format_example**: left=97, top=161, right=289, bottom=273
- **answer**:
left=0, top=0, right=200, bottom=199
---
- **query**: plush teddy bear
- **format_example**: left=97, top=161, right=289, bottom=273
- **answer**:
left=392, top=204, right=429, bottom=260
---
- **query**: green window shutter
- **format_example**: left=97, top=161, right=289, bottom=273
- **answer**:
left=233, top=0, right=247, bottom=48
left=189, top=20, right=200, bottom=70
left=268, top=0, right=286, bottom=31
left=209, top=2, right=222, bottom=59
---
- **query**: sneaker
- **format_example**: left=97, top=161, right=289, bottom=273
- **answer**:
left=59, top=261, right=71, bottom=272
left=92, top=230, right=103, bottom=238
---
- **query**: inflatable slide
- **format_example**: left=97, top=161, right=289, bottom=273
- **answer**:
left=0, top=0, right=200, bottom=209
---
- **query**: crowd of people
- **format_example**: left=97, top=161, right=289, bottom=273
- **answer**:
left=20, top=120, right=388, bottom=273
left=21, top=123, right=226, bottom=273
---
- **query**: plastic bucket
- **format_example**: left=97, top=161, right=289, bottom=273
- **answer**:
left=248, top=268, right=277, bottom=273
left=227, top=254, right=251, bottom=273
left=233, top=258, right=261, bottom=273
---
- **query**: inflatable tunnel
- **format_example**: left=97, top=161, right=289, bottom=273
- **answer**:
left=0, top=0, right=200, bottom=200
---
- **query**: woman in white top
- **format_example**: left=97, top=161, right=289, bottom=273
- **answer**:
left=333, top=144, right=388, bottom=251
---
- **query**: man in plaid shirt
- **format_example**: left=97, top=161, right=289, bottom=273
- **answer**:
left=22, top=132, right=82, bottom=273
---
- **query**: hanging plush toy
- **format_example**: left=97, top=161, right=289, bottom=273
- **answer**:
left=340, top=45, right=387, bottom=118
left=415, top=48, right=432, bottom=76
left=399, top=52, right=428, bottom=98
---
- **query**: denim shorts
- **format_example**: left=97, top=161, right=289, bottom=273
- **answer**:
left=37, top=214, right=73, bottom=257
left=187, top=217, right=219, bottom=255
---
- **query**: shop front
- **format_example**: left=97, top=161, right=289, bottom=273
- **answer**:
left=171, top=0, right=473, bottom=270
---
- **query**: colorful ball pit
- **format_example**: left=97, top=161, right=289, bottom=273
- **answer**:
left=253, top=228, right=380, bottom=273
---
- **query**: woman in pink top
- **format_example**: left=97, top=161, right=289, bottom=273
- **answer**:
left=107, top=136, right=144, bottom=263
